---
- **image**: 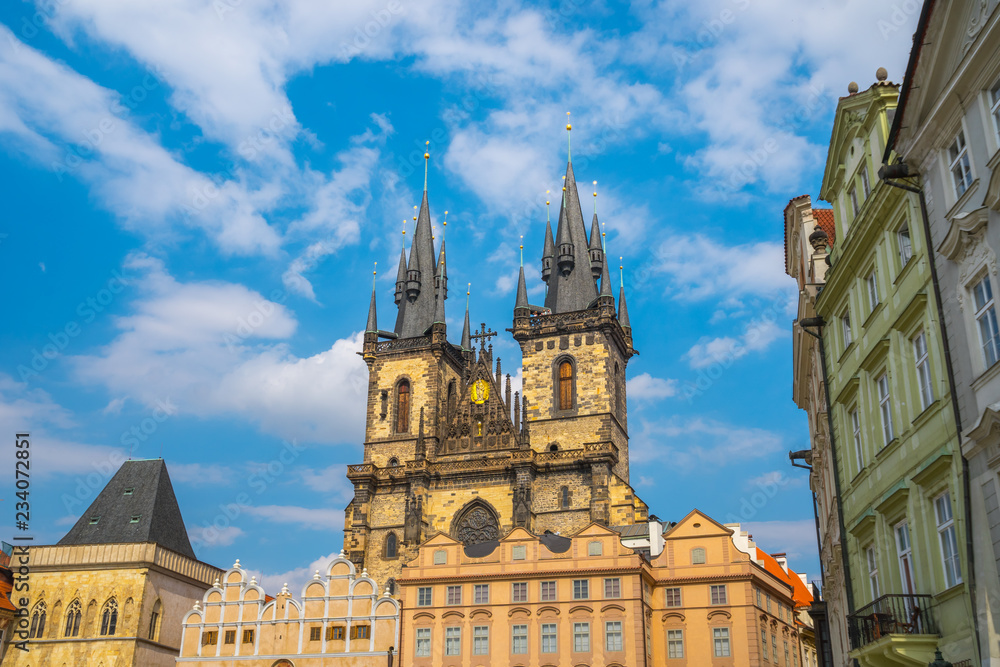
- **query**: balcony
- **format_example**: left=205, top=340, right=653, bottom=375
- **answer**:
left=848, top=594, right=939, bottom=665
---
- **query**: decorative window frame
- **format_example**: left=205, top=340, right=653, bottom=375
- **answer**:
left=552, top=355, right=579, bottom=416
left=393, top=376, right=413, bottom=434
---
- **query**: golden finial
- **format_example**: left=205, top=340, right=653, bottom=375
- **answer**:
left=372, top=261, right=377, bottom=290
left=619, top=256, right=624, bottom=289
left=593, top=180, right=598, bottom=215
left=413, top=205, right=418, bottom=222
left=545, top=190, right=551, bottom=222
left=519, top=234, right=524, bottom=267
left=402, top=218, right=406, bottom=237
left=601, top=220, right=606, bottom=251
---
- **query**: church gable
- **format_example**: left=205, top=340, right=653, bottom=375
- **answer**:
left=439, top=355, right=519, bottom=455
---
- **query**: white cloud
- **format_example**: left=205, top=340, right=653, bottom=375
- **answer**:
left=189, top=525, right=244, bottom=548
left=300, top=464, right=356, bottom=500
left=170, top=463, right=235, bottom=485
left=627, top=373, right=678, bottom=401
left=645, top=234, right=792, bottom=302
left=72, top=253, right=369, bottom=444
left=631, top=417, right=783, bottom=470
left=744, top=470, right=803, bottom=492
left=244, top=505, right=344, bottom=531
left=685, top=318, right=786, bottom=369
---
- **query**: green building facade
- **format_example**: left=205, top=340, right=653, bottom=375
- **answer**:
left=814, top=73, right=977, bottom=665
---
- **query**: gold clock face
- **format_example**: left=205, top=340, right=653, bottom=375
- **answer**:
left=471, top=379, right=490, bottom=404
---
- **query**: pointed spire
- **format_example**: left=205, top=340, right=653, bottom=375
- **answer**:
left=394, top=246, right=407, bottom=306
left=515, top=265, right=529, bottom=311
left=366, top=263, right=378, bottom=333
left=618, top=257, right=631, bottom=331
left=599, top=254, right=613, bottom=298
left=462, top=284, right=472, bottom=350
left=541, top=191, right=555, bottom=284
left=398, top=186, right=440, bottom=339
left=545, top=160, right=598, bottom=313
left=433, top=254, right=446, bottom=326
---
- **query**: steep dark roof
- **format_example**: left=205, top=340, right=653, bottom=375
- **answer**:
left=58, top=459, right=196, bottom=559
left=543, top=162, right=599, bottom=313
left=395, top=191, right=442, bottom=339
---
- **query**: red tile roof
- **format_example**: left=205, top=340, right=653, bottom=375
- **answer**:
left=812, top=208, right=835, bottom=246
left=756, top=548, right=814, bottom=609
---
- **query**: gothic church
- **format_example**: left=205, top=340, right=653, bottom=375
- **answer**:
left=344, top=151, right=647, bottom=588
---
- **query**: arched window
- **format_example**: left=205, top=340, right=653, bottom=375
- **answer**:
left=99, top=598, right=118, bottom=636
left=447, top=380, right=457, bottom=419
left=549, top=444, right=559, bottom=452
left=148, top=600, right=161, bottom=640
left=388, top=457, right=399, bottom=467
left=64, top=600, right=82, bottom=637
left=558, top=360, right=574, bottom=410
left=28, top=601, right=46, bottom=639
left=561, top=486, right=570, bottom=509
left=385, top=532, right=398, bottom=559
left=396, top=380, right=411, bottom=433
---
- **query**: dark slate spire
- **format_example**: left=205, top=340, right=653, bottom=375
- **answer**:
left=396, top=190, right=440, bottom=338
left=544, top=161, right=598, bottom=313
left=599, top=253, right=613, bottom=299
left=618, top=283, right=631, bottom=332
left=433, top=255, right=446, bottom=326
left=515, top=265, right=529, bottom=311
left=541, top=202, right=555, bottom=284
left=58, top=459, right=196, bottom=559
left=589, top=212, right=604, bottom=280
left=393, top=247, right=407, bottom=306
left=435, top=239, right=448, bottom=299
left=461, top=289, right=472, bottom=350
left=366, top=276, right=378, bottom=333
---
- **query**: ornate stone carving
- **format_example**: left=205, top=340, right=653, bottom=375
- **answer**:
left=404, top=493, right=422, bottom=543
left=455, top=505, right=500, bottom=546
left=512, top=481, right=532, bottom=529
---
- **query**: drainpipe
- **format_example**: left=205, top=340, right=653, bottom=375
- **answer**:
left=879, top=161, right=980, bottom=663
left=797, top=318, right=857, bottom=622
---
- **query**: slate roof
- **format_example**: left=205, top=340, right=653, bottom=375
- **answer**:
left=58, top=459, right=196, bottom=559
left=543, top=161, right=600, bottom=313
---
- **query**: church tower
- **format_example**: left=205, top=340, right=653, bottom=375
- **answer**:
left=344, top=147, right=646, bottom=590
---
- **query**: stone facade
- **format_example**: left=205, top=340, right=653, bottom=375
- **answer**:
left=0, top=542, right=220, bottom=667
left=176, top=555, right=400, bottom=666
left=887, top=2, right=1000, bottom=663
left=344, top=158, right=646, bottom=591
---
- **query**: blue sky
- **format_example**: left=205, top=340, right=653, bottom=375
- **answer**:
left=0, top=0, right=918, bottom=591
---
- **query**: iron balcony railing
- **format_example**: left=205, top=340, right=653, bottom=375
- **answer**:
left=847, top=594, right=938, bottom=650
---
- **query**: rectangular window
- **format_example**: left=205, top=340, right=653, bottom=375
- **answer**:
left=949, top=130, right=973, bottom=197
left=473, top=626, right=489, bottom=655
left=766, top=591, right=771, bottom=613
left=785, top=641, right=791, bottom=666
left=898, top=224, right=912, bottom=266
left=433, top=549, right=446, bottom=565
left=512, top=544, right=526, bottom=560
left=935, top=491, right=962, bottom=587
left=772, top=634, right=778, bottom=662
left=867, top=545, right=881, bottom=600
left=542, top=623, right=557, bottom=653
left=867, top=270, right=880, bottom=312
left=541, top=581, right=557, bottom=601
left=896, top=520, right=916, bottom=594
left=224, top=629, right=236, bottom=644
left=573, top=579, right=589, bottom=600
left=860, top=165, right=871, bottom=199
left=417, top=586, right=432, bottom=607
left=991, top=79, right=1000, bottom=141
left=202, top=630, right=217, bottom=645
left=878, top=373, right=894, bottom=445
left=351, top=625, right=370, bottom=640
left=974, top=276, right=1000, bottom=368
left=913, top=331, right=933, bottom=410
left=842, top=310, right=853, bottom=349
left=604, top=578, right=621, bottom=599
left=445, top=627, right=461, bottom=656
left=668, top=629, right=684, bottom=658
left=415, top=628, right=431, bottom=657
left=851, top=408, right=863, bottom=474
left=849, top=184, right=860, bottom=217
left=714, top=627, right=731, bottom=657
left=446, top=585, right=462, bottom=605
left=755, top=587, right=762, bottom=607
left=573, top=622, right=590, bottom=652
left=762, top=628, right=769, bottom=660
left=474, top=584, right=489, bottom=604
left=711, top=584, right=727, bottom=605
left=332, top=626, right=345, bottom=641
left=309, top=626, right=321, bottom=641
left=512, top=624, right=527, bottom=654
left=512, top=582, right=527, bottom=603
left=242, top=629, right=254, bottom=644
left=666, top=587, right=682, bottom=607
left=605, top=621, right=623, bottom=652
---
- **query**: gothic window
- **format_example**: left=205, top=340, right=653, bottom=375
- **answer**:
left=380, top=390, right=388, bottom=420
left=455, top=503, right=500, bottom=546
left=388, top=457, right=399, bottom=467
left=396, top=380, right=411, bottom=433
left=561, top=486, right=571, bottom=509
left=28, top=601, right=46, bottom=639
left=549, top=444, right=558, bottom=452
left=385, top=532, right=398, bottom=559
left=558, top=360, right=574, bottom=410
left=99, top=598, right=118, bottom=636
left=447, top=380, right=457, bottom=419
left=65, top=600, right=82, bottom=637
left=148, top=600, right=161, bottom=640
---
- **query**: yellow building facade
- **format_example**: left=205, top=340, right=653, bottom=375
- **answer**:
left=397, top=509, right=802, bottom=667
left=176, top=555, right=400, bottom=666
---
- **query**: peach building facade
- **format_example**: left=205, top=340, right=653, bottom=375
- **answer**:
left=176, top=555, right=400, bottom=666
left=397, top=510, right=804, bottom=666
